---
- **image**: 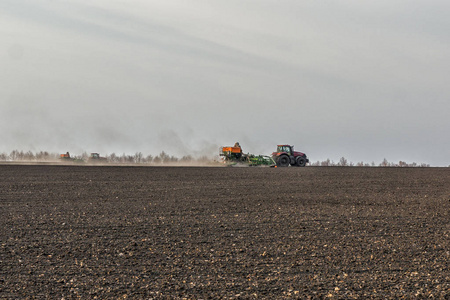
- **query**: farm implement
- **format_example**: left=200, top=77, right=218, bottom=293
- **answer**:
left=60, top=152, right=107, bottom=164
left=220, top=143, right=276, bottom=167
left=59, top=152, right=85, bottom=163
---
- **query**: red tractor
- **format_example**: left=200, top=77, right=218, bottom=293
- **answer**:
left=272, top=145, right=309, bottom=167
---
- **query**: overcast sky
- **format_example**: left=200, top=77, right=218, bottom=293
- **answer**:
left=1, top=0, right=449, bottom=165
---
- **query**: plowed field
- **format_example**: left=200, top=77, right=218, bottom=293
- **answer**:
left=1, top=165, right=449, bottom=299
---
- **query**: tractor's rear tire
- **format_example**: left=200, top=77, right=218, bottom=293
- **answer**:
left=277, top=155, right=290, bottom=167
left=296, top=157, right=306, bottom=167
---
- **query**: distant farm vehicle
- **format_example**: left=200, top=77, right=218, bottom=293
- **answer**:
left=60, top=152, right=72, bottom=160
left=59, top=152, right=84, bottom=163
left=220, top=143, right=275, bottom=167
left=89, top=153, right=107, bottom=162
left=272, top=145, right=309, bottom=167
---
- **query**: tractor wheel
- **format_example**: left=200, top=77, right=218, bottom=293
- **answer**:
left=277, top=155, right=290, bottom=167
left=296, top=157, right=306, bottom=167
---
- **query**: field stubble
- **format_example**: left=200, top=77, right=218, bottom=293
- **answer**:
left=0, top=165, right=449, bottom=299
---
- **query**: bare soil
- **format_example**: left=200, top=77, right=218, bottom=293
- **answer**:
left=1, top=165, right=449, bottom=299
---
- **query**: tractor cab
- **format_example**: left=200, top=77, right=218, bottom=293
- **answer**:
left=277, top=145, right=293, bottom=155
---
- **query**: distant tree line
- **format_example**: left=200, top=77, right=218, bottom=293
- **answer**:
left=0, top=150, right=212, bottom=165
left=0, top=150, right=59, bottom=162
left=309, top=157, right=431, bottom=167
left=105, top=151, right=210, bottom=165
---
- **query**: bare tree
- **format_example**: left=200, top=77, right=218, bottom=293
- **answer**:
left=145, top=155, right=153, bottom=164
left=339, top=157, right=348, bottom=166
left=36, top=151, right=50, bottom=161
left=181, top=155, right=193, bottom=163
left=0, top=153, right=8, bottom=161
left=380, top=158, right=389, bottom=167
left=134, top=152, right=143, bottom=164
left=108, top=153, right=119, bottom=163
left=80, top=152, right=89, bottom=161
left=23, top=151, right=35, bottom=161
left=10, top=150, right=19, bottom=161
left=159, top=151, right=170, bottom=164
left=398, top=161, right=407, bottom=167
left=153, top=156, right=161, bottom=164
left=119, top=153, right=128, bottom=163
left=321, top=159, right=331, bottom=166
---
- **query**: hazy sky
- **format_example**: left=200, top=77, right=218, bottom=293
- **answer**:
left=1, top=0, right=449, bottom=165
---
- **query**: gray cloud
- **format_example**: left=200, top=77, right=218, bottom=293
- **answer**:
left=1, top=0, right=449, bottom=165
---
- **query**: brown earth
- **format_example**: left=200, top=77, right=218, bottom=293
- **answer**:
left=1, top=165, right=449, bottom=299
